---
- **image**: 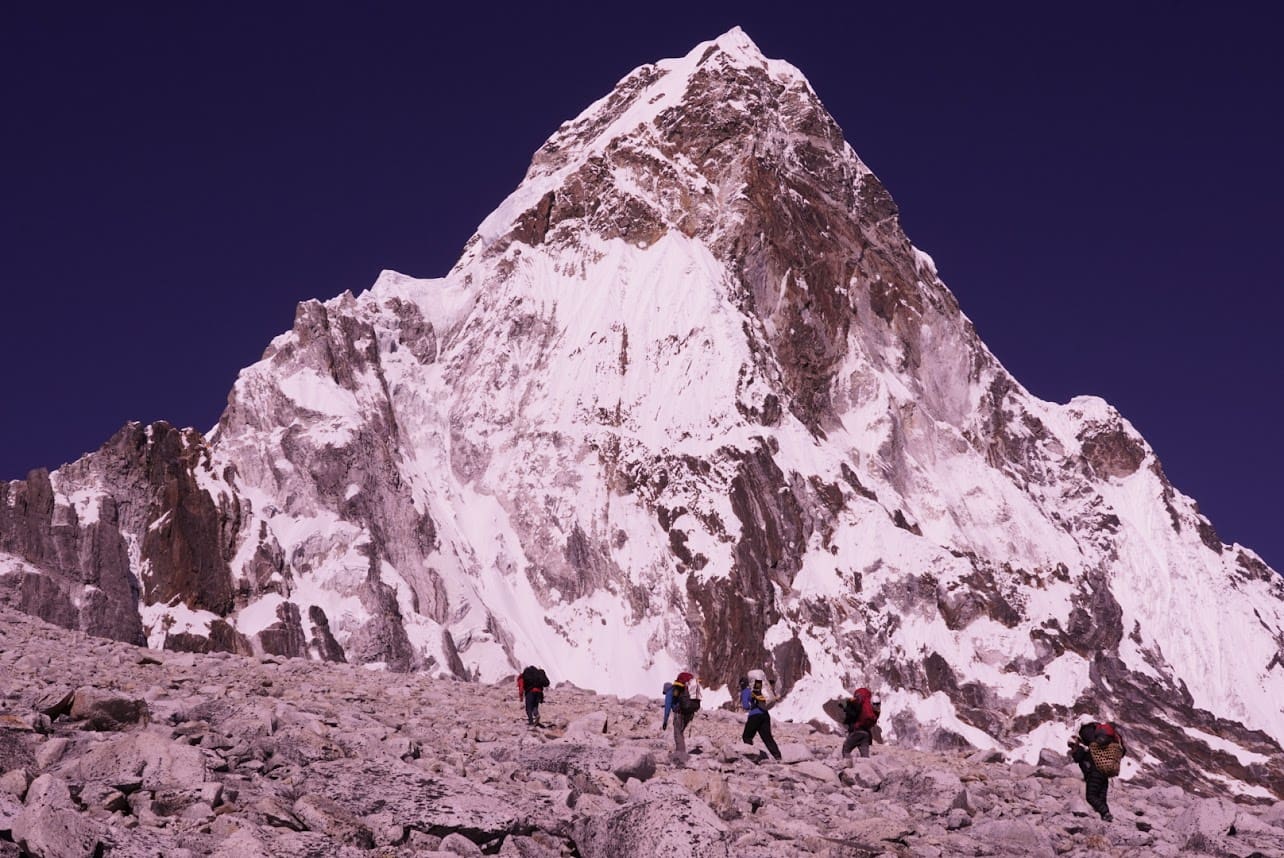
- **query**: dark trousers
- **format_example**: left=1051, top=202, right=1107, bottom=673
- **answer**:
left=842, top=728, right=872, bottom=758
left=1077, top=760, right=1111, bottom=819
left=742, top=713, right=782, bottom=760
left=524, top=690, right=542, bottom=725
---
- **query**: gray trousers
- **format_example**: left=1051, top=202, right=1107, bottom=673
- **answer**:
left=672, top=710, right=689, bottom=757
left=842, top=729, right=872, bottom=758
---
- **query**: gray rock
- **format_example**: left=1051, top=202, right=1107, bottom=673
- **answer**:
left=880, top=767, right=964, bottom=815
left=10, top=774, right=106, bottom=858
left=777, top=741, right=812, bottom=763
left=61, top=731, right=207, bottom=790
left=564, top=710, right=612, bottom=744
left=574, top=781, right=729, bottom=858
left=304, top=757, right=520, bottom=841
left=833, top=815, right=917, bottom=846
left=0, top=768, right=30, bottom=800
left=609, top=748, right=655, bottom=782
left=968, top=818, right=1056, bottom=858
left=789, top=760, right=840, bottom=784
left=1174, top=796, right=1239, bottom=839
left=68, top=687, right=150, bottom=731
left=76, top=782, right=130, bottom=814
left=32, top=688, right=75, bottom=720
left=292, top=793, right=375, bottom=848
left=0, top=788, right=23, bottom=830
left=34, top=737, right=70, bottom=769
left=519, top=743, right=612, bottom=777
left=1260, top=801, right=1284, bottom=828
left=678, top=770, right=739, bottom=821
left=439, top=831, right=485, bottom=854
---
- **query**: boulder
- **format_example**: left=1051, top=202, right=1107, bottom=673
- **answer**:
left=34, top=737, right=70, bottom=769
left=0, top=768, right=30, bottom=800
left=833, top=815, right=916, bottom=847
left=518, top=743, right=612, bottom=777
left=777, top=742, right=812, bottom=763
left=967, top=818, right=1056, bottom=858
left=61, top=731, right=208, bottom=790
left=439, top=830, right=485, bottom=854
left=790, top=760, right=840, bottom=785
left=574, top=781, right=729, bottom=858
left=563, top=711, right=612, bottom=745
left=679, top=770, right=739, bottom=821
left=10, top=774, right=107, bottom=858
left=1259, top=801, right=1284, bottom=829
left=68, top=687, right=150, bottom=730
left=879, top=767, right=964, bottom=815
left=1174, top=796, right=1239, bottom=840
left=31, top=688, right=74, bottom=720
left=292, top=793, right=375, bottom=848
left=304, top=757, right=520, bottom=843
left=609, top=748, right=655, bottom=783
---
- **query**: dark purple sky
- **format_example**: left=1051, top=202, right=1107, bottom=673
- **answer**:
left=4, top=3, right=1281, bottom=572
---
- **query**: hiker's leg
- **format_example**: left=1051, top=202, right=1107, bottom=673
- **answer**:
left=760, top=715, right=782, bottom=760
left=1094, top=774, right=1112, bottom=820
left=1085, top=769, right=1110, bottom=818
left=742, top=715, right=758, bottom=745
left=673, top=711, right=687, bottom=756
left=524, top=691, right=538, bottom=724
left=841, top=731, right=859, bottom=757
left=855, top=730, right=871, bottom=758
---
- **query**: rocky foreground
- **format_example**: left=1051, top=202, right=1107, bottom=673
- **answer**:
left=1, top=607, right=1281, bottom=857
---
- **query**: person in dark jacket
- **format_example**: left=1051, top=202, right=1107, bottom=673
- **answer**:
left=739, top=675, right=782, bottom=761
left=840, top=687, right=880, bottom=759
left=1068, top=721, right=1125, bottom=821
left=517, top=666, right=549, bottom=727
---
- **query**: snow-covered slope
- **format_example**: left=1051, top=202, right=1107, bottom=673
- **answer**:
left=3, top=28, right=1282, bottom=799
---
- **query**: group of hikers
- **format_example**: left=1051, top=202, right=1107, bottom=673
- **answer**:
left=517, top=664, right=1127, bottom=822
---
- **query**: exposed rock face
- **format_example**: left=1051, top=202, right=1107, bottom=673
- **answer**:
left=2, top=606, right=1284, bottom=857
left=1, top=27, right=1283, bottom=804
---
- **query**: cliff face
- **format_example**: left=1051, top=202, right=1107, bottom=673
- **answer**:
left=2, top=28, right=1282, bottom=799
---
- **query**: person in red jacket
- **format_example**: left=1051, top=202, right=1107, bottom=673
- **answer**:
left=840, top=687, right=880, bottom=759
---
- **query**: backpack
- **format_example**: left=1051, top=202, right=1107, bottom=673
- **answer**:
left=1080, top=721, right=1126, bottom=777
left=844, top=688, right=879, bottom=731
left=662, top=672, right=701, bottom=728
left=521, top=666, right=549, bottom=690
left=746, top=669, right=775, bottom=709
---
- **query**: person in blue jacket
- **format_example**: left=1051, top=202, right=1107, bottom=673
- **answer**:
left=739, top=675, right=782, bottom=760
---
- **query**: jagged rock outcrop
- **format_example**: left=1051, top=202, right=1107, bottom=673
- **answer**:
left=1, top=28, right=1282, bottom=803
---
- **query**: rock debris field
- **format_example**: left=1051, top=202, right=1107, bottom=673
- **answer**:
left=1, top=607, right=1282, bottom=857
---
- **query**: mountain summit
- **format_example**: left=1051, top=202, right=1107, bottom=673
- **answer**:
left=3, top=29, right=1282, bottom=799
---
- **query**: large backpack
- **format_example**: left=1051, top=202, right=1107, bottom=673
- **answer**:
left=521, top=666, right=549, bottom=690
left=845, top=688, right=879, bottom=731
left=662, top=672, right=701, bottom=728
left=1081, top=721, right=1126, bottom=777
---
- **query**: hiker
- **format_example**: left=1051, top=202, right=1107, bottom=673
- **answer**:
left=517, top=665, right=550, bottom=726
left=1068, top=721, right=1126, bottom=821
left=662, top=671, right=702, bottom=762
left=739, top=671, right=782, bottom=761
left=840, top=687, right=880, bottom=759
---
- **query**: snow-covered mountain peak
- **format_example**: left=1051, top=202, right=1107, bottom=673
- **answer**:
left=4, top=31, right=1283, bottom=802
left=464, top=27, right=835, bottom=268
